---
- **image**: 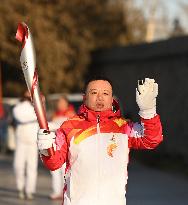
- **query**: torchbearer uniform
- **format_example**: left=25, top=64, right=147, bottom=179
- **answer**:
left=13, top=100, right=38, bottom=198
left=41, top=101, right=163, bottom=205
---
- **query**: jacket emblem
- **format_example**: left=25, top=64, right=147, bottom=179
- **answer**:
left=107, top=134, right=118, bottom=157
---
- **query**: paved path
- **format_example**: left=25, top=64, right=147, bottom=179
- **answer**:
left=0, top=154, right=59, bottom=205
left=127, top=161, right=188, bottom=205
left=0, top=153, right=188, bottom=205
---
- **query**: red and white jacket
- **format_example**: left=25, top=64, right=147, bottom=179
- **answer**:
left=42, top=102, right=163, bottom=205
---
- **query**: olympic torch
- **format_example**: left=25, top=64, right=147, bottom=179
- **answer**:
left=15, top=22, right=54, bottom=156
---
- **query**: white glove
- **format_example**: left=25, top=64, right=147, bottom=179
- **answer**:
left=37, top=129, right=56, bottom=156
left=136, top=78, right=158, bottom=119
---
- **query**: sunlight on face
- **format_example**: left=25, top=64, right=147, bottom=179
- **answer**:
left=84, top=80, right=113, bottom=112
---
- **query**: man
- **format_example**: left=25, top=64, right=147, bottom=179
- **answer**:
left=37, top=77, right=163, bottom=205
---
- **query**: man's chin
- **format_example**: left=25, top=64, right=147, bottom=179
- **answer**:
left=94, top=107, right=110, bottom=112
left=92, top=107, right=104, bottom=112
left=95, top=109, right=102, bottom=112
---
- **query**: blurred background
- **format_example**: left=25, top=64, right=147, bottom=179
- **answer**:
left=0, top=0, right=188, bottom=204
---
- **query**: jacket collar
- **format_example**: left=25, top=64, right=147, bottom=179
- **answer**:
left=78, top=99, right=121, bottom=122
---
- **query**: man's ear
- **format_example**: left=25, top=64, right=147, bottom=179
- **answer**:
left=111, top=97, right=115, bottom=111
left=112, top=96, right=114, bottom=103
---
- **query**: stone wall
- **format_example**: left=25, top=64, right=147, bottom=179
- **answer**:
left=88, top=36, right=188, bottom=160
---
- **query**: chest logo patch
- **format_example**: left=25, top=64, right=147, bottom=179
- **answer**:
left=107, top=134, right=118, bottom=157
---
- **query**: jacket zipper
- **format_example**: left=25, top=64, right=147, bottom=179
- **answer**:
left=96, top=114, right=100, bottom=203
left=97, top=115, right=100, bottom=133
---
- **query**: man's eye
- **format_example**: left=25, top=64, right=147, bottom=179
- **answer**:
left=104, top=92, right=109, bottom=95
left=91, top=91, right=97, bottom=95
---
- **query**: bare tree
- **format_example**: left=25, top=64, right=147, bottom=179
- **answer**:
left=0, top=0, right=146, bottom=96
left=133, top=0, right=171, bottom=42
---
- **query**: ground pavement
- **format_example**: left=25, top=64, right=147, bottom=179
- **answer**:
left=0, top=153, right=188, bottom=205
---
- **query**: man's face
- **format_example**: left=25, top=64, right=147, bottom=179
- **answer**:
left=84, top=80, right=113, bottom=112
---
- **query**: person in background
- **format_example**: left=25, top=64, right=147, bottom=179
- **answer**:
left=48, top=96, right=75, bottom=200
left=13, top=90, right=38, bottom=200
left=37, top=77, right=163, bottom=205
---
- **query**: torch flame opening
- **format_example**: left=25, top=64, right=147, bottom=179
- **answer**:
left=15, top=22, right=28, bottom=47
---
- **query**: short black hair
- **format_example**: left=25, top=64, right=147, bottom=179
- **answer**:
left=83, top=76, right=113, bottom=94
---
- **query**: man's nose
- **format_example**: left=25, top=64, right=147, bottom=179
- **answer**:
left=97, top=93, right=103, bottom=100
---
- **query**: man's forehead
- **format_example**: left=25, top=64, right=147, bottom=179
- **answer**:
left=87, top=80, right=112, bottom=90
left=89, top=88, right=111, bottom=92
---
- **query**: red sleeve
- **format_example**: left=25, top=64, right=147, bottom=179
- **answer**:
left=128, top=114, right=163, bottom=149
left=41, top=129, right=68, bottom=171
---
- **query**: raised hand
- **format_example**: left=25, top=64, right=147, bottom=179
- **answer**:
left=136, top=78, right=158, bottom=119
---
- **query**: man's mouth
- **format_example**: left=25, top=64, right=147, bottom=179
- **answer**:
left=96, top=103, right=104, bottom=109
